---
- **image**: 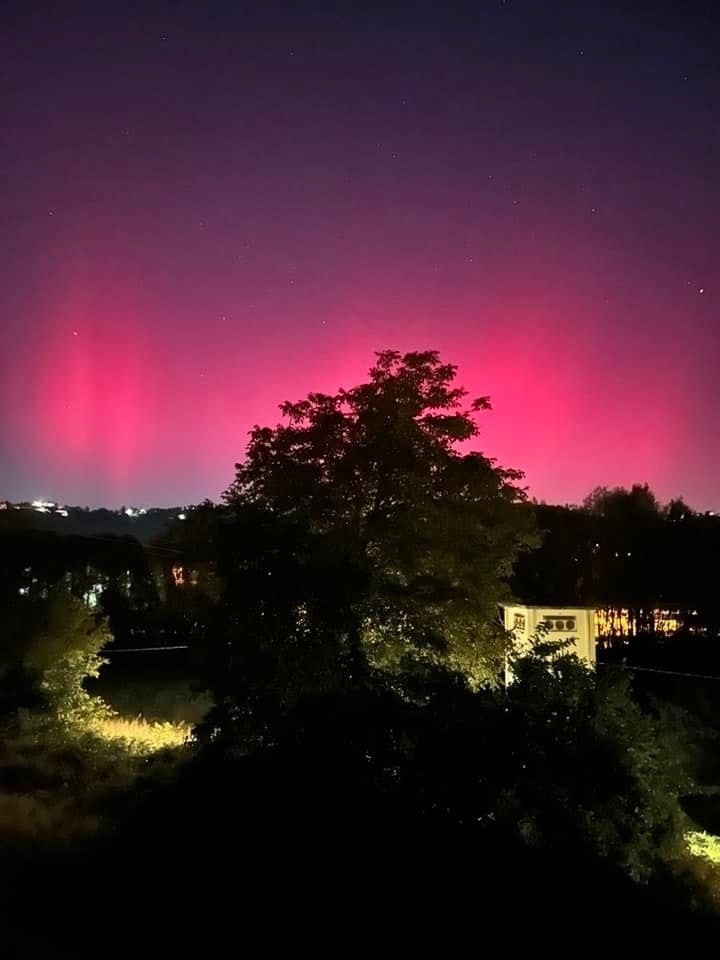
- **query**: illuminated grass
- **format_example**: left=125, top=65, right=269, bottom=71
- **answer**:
left=687, top=830, right=720, bottom=866
left=91, top=714, right=192, bottom=754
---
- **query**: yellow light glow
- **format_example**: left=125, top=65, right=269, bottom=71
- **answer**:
left=687, top=831, right=720, bottom=865
left=91, top=715, right=191, bottom=754
left=594, top=607, right=682, bottom=637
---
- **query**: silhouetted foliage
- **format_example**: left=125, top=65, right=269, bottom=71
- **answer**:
left=72, top=644, right=716, bottom=940
left=513, top=487, right=720, bottom=635
left=0, top=591, right=110, bottom=724
left=200, top=350, right=537, bottom=737
left=3, top=376, right=720, bottom=936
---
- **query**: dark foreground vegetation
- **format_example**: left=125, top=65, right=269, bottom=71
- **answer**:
left=2, top=352, right=720, bottom=943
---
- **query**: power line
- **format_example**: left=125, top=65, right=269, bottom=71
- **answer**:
left=61, top=536, right=183, bottom=556
left=101, top=647, right=720, bottom=683
left=600, top=662, right=720, bottom=682
left=1, top=530, right=183, bottom=555
left=104, top=644, right=189, bottom=654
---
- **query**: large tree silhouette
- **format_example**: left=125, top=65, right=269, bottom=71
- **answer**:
left=204, top=350, right=536, bottom=734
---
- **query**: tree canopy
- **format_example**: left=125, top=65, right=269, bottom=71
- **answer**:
left=204, top=350, right=536, bottom=733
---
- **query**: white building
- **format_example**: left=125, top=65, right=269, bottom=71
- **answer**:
left=502, top=604, right=597, bottom=681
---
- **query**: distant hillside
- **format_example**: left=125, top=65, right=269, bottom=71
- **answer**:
left=0, top=504, right=188, bottom=544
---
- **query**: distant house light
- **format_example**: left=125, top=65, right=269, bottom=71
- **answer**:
left=84, top=582, right=104, bottom=609
left=177, top=513, right=187, bottom=520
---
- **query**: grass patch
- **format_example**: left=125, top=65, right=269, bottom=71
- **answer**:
left=687, top=830, right=720, bottom=865
left=0, top=707, right=191, bottom=857
left=91, top=714, right=191, bottom=754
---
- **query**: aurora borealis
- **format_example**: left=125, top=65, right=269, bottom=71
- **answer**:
left=1, top=2, right=718, bottom=508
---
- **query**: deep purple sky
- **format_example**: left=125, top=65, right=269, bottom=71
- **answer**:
left=1, top=1, right=718, bottom=508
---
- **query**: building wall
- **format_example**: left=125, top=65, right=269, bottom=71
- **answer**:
left=503, top=605, right=597, bottom=669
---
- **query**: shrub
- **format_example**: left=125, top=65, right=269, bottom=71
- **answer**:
left=18, top=592, right=112, bottom=725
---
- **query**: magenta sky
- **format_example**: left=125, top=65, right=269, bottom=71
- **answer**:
left=1, top=2, right=718, bottom=509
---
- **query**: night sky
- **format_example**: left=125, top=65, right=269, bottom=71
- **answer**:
left=1, top=1, right=718, bottom=509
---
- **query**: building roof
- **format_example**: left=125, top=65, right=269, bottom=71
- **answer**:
left=502, top=603, right=596, bottom=611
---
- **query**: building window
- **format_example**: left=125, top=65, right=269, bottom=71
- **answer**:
left=542, top=616, right=576, bottom=632
left=513, top=613, right=526, bottom=632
